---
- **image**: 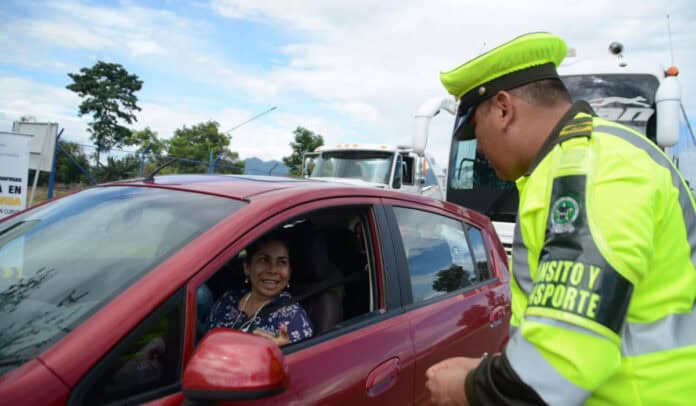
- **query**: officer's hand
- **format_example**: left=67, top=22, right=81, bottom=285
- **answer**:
left=426, top=356, right=483, bottom=406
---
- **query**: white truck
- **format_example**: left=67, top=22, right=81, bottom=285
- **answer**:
left=416, top=42, right=690, bottom=254
left=302, top=143, right=446, bottom=200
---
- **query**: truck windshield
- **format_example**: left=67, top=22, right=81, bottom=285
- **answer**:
left=311, top=150, right=395, bottom=184
left=0, top=186, right=244, bottom=373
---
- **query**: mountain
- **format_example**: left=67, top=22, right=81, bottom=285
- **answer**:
left=243, top=157, right=290, bottom=176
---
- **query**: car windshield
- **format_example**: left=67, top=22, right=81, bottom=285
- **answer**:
left=310, top=150, right=394, bottom=184
left=0, top=186, right=244, bottom=372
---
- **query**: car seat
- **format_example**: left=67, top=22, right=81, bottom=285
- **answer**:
left=290, top=228, right=344, bottom=335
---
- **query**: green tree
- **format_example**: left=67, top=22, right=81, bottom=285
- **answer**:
left=125, top=127, right=167, bottom=157
left=432, top=265, right=466, bottom=293
left=167, top=121, right=244, bottom=174
left=283, top=126, right=324, bottom=176
left=55, top=142, right=91, bottom=184
left=95, top=155, right=141, bottom=182
left=66, top=61, right=143, bottom=163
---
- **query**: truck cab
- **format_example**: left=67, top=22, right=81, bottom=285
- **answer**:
left=302, top=144, right=445, bottom=200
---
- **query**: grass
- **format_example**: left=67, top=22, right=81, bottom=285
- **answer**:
left=29, top=184, right=87, bottom=206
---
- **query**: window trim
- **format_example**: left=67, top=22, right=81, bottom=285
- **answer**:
left=465, top=224, right=497, bottom=285
left=185, top=198, right=398, bottom=357
left=69, top=288, right=186, bottom=406
left=384, top=203, right=500, bottom=309
left=374, top=204, right=405, bottom=309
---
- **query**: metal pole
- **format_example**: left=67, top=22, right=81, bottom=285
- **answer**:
left=47, top=128, right=64, bottom=200
left=208, top=148, right=215, bottom=174
left=56, top=142, right=97, bottom=185
left=140, top=143, right=152, bottom=177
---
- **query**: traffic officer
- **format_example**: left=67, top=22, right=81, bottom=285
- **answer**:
left=425, top=32, right=696, bottom=405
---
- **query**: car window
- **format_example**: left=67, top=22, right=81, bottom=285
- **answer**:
left=74, top=289, right=185, bottom=405
left=467, top=226, right=493, bottom=282
left=0, top=186, right=244, bottom=374
left=197, top=206, right=378, bottom=345
left=393, top=207, right=477, bottom=303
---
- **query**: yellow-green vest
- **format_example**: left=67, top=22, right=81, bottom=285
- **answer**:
left=507, top=111, right=696, bottom=405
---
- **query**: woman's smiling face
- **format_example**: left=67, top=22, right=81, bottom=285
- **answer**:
left=244, top=239, right=291, bottom=301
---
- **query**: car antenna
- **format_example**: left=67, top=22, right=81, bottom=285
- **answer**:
left=144, top=157, right=179, bottom=181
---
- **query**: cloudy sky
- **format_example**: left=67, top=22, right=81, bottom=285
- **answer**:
left=1, top=0, right=695, bottom=180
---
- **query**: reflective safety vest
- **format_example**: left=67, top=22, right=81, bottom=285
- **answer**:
left=507, top=105, right=696, bottom=405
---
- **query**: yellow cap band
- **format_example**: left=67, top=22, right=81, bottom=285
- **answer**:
left=440, top=32, right=568, bottom=99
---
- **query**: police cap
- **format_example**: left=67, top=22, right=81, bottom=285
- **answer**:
left=441, top=32, right=567, bottom=140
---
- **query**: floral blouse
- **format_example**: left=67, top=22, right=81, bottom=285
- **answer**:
left=205, top=289, right=314, bottom=344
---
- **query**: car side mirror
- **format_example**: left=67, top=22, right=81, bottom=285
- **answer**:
left=183, top=329, right=288, bottom=402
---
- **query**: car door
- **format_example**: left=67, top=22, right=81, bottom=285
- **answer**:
left=176, top=198, right=416, bottom=405
left=381, top=200, right=510, bottom=405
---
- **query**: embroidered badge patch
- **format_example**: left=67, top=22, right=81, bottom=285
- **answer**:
left=550, top=196, right=580, bottom=234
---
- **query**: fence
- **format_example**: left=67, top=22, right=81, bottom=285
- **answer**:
left=32, top=140, right=288, bottom=203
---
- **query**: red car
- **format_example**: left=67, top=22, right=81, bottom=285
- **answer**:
left=0, top=175, right=510, bottom=405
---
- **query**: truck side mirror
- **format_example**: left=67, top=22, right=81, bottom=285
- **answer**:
left=655, top=75, right=681, bottom=147
left=393, top=156, right=403, bottom=189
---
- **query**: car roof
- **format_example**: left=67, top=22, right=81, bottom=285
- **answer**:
left=103, top=174, right=485, bottom=222
left=107, top=174, right=310, bottom=200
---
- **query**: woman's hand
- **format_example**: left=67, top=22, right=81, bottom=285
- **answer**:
left=253, top=323, right=290, bottom=347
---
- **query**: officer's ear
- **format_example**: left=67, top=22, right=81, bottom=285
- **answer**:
left=490, top=91, right=515, bottom=131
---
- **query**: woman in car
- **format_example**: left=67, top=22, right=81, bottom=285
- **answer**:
left=205, top=233, right=313, bottom=346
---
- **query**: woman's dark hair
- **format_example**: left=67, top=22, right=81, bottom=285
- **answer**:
left=244, top=230, right=292, bottom=265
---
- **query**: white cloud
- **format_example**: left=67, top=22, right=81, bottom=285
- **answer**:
left=0, top=76, right=90, bottom=143
left=327, top=101, right=380, bottom=124
left=1, top=1, right=276, bottom=100
left=210, top=0, right=696, bottom=166
left=0, top=76, right=307, bottom=161
left=3, top=0, right=695, bottom=177
left=128, top=40, right=166, bottom=57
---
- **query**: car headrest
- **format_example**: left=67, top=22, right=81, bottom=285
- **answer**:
left=291, top=228, right=331, bottom=283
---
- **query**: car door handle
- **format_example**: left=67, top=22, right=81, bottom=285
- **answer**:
left=365, top=357, right=400, bottom=398
left=489, top=305, right=506, bottom=328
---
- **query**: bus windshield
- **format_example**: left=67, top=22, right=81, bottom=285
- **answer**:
left=562, top=74, right=659, bottom=136
left=447, top=73, right=660, bottom=222
left=449, top=73, right=660, bottom=194
left=448, top=140, right=514, bottom=192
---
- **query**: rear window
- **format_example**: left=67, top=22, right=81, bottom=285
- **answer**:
left=0, top=186, right=244, bottom=373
